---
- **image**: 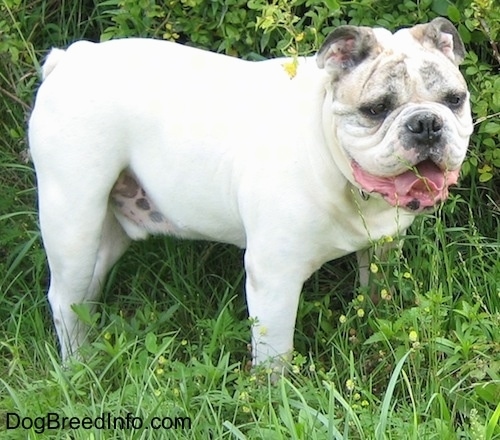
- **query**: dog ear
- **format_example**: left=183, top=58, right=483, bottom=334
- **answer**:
left=411, top=17, right=466, bottom=65
left=316, top=26, right=378, bottom=79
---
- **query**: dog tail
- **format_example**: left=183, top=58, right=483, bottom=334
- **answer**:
left=41, top=48, right=66, bottom=80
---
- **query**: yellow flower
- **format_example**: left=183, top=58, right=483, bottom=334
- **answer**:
left=282, top=60, right=298, bottom=79
left=295, top=32, right=305, bottom=42
left=409, top=330, right=418, bottom=342
left=181, top=339, right=188, bottom=346
left=104, top=332, right=112, bottom=340
left=259, top=326, right=268, bottom=336
left=158, top=355, right=167, bottom=365
left=370, top=263, right=379, bottom=273
left=356, top=294, right=364, bottom=303
left=357, top=308, right=365, bottom=318
left=346, top=379, right=355, bottom=391
left=339, top=314, right=347, bottom=324
left=380, top=289, right=392, bottom=301
left=403, top=271, right=412, bottom=279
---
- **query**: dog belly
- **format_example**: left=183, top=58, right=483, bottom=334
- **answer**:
left=110, top=171, right=179, bottom=239
left=109, top=170, right=247, bottom=246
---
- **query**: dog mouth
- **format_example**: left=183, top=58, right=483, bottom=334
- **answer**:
left=352, top=159, right=460, bottom=211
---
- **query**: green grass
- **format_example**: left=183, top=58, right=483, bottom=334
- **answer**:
left=0, top=205, right=498, bottom=439
left=1, top=1, right=499, bottom=439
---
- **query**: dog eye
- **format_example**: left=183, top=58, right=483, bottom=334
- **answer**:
left=444, top=92, right=465, bottom=109
left=361, top=102, right=389, bottom=118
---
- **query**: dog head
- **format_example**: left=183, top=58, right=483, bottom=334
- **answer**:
left=317, top=18, right=473, bottom=212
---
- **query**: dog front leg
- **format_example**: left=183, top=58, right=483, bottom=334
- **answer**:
left=243, top=247, right=311, bottom=371
left=356, top=231, right=406, bottom=301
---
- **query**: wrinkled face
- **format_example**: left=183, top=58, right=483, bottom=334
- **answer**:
left=320, top=23, right=473, bottom=212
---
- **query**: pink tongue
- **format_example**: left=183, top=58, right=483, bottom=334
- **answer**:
left=352, top=159, right=461, bottom=210
left=394, top=161, right=446, bottom=196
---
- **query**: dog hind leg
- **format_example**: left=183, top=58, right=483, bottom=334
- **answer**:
left=39, top=184, right=130, bottom=360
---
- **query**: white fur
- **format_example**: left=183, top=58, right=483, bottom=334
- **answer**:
left=41, top=48, right=66, bottom=79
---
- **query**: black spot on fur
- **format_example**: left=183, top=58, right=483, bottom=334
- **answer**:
left=136, top=198, right=150, bottom=210
left=150, top=211, right=165, bottom=223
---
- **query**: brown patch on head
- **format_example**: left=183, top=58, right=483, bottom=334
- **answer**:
left=419, top=61, right=447, bottom=92
left=334, top=53, right=410, bottom=113
left=360, top=56, right=409, bottom=99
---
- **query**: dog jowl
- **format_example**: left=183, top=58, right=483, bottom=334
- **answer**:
left=29, top=18, right=472, bottom=370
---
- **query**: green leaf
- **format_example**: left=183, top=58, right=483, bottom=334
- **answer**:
left=364, top=332, right=388, bottom=345
left=447, top=5, right=461, bottom=23
left=475, top=383, right=500, bottom=405
left=375, top=350, right=413, bottom=439
left=71, top=304, right=100, bottom=326
left=145, top=332, right=158, bottom=354
left=486, top=401, right=500, bottom=440
left=481, top=122, right=500, bottom=135
left=223, top=421, right=248, bottom=440
left=479, top=172, right=493, bottom=182
left=465, top=65, right=478, bottom=75
left=432, top=0, right=449, bottom=16
left=260, top=31, right=271, bottom=52
left=323, top=0, right=341, bottom=11
left=458, top=24, right=471, bottom=44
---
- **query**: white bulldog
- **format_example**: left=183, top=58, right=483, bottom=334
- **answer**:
left=29, top=18, right=472, bottom=367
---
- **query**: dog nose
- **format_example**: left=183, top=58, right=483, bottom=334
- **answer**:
left=406, top=111, right=443, bottom=145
